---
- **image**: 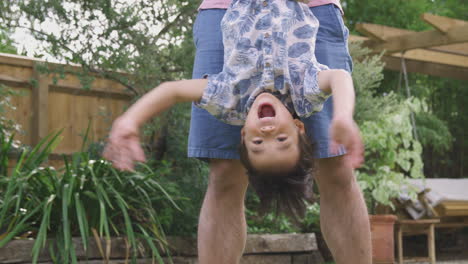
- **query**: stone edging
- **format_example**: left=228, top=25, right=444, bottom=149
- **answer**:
left=0, top=233, right=322, bottom=264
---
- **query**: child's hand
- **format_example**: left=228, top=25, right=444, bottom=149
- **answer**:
left=329, top=117, right=364, bottom=168
left=102, top=116, right=146, bottom=171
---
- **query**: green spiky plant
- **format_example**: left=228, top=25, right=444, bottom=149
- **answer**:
left=0, top=130, right=180, bottom=263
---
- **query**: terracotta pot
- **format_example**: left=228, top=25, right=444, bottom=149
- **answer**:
left=369, top=214, right=397, bottom=264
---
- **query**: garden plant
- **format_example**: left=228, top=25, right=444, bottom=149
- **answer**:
left=0, top=129, right=181, bottom=263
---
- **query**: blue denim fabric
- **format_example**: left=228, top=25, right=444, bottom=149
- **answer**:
left=188, top=4, right=352, bottom=159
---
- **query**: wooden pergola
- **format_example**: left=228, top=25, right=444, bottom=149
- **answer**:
left=350, top=13, right=468, bottom=81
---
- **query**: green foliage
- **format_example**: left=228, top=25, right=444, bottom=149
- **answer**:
left=0, top=2, right=204, bottom=209
left=133, top=102, right=210, bottom=236
left=1, top=0, right=205, bottom=239
left=357, top=99, right=423, bottom=210
left=414, top=112, right=452, bottom=154
left=344, top=0, right=433, bottom=31
left=0, top=0, right=207, bottom=241
left=245, top=193, right=300, bottom=234
left=0, top=85, right=22, bottom=141
left=395, top=75, right=463, bottom=178
left=246, top=209, right=299, bottom=234
left=344, top=0, right=468, bottom=33
left=350, top=43, right=424, bottom=212
left=0, top=29, right=17, bottom=54
left=0, top=132, right=182, bottom=263
left=0, top=0, right=198, bottom=93
left=344, top=0, right=465, bottom=179
left=350, top=44, right=399, bottom=123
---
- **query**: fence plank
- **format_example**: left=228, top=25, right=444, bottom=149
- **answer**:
left=31, top=63, right=49, bottom=145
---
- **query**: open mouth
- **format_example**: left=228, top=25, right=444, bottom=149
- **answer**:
left=258, top=103, right=276, bottom=119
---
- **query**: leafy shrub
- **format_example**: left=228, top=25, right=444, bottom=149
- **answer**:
left=350, top=42, right=423, bottom=212
left=0, top=132, right=181, bottom=263
left=414, top=112, right=452, bottom=154
left=356, top=99, right=423, bottom=211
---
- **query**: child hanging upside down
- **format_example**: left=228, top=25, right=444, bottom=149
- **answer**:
left=103, top=0, right=363, bottom=217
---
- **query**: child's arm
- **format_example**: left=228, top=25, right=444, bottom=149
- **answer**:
left=318, top=69, right=364, bottom=168
left=122, top=79, right=208, bottom=128
left=103, top=79, right=208, bottom=171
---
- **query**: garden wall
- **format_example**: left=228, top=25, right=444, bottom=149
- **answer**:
left=0, top=233, right=324, bottom=264
left=0, top=52, right=131, bottom=155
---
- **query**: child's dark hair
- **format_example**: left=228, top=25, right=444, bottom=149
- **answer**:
left=239, top=131, right=315, bottom=220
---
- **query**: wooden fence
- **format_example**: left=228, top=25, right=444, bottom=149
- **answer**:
left=0, top=53, right=131, bottom=156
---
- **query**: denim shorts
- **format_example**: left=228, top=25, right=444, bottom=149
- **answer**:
left=188, top=4, right=352, bottom=160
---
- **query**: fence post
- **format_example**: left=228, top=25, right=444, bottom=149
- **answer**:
left=32, top=62, right=49, bottom=145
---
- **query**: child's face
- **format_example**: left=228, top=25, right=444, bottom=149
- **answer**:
left=242, top=93, right=305, bottom=172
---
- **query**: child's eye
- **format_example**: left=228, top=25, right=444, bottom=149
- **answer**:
left=253, top=139, right=263, bottom=145
left=277, top=136, right=287, bottom=142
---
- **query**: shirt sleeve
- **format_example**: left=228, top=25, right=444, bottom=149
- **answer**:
left=294, top=62, right=331, bottom=117
left=194, top=73, right=246, bottom=126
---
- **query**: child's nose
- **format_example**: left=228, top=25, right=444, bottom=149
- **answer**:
left=260, top=126, right=275, bottom=133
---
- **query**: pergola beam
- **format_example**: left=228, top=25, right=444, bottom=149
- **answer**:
left=422, top=13, right=468, bottom=33
left=350, top=36, right=468, bottom=69
left=382, top=55, right=468, bottom=81
left=349, top=36, right=468, bottom=81
left=364, top=23, right=468, bottom=54
left=399, top=49, right=468, bottom=68
left=352, top=13, right=468, bottom=81
left=356, top=21, right=468, bottom=56
left=429, top=43, right=468, bottom=57
left=355, top=23, right=414, bottom=41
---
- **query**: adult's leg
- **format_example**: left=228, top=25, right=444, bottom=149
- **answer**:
left=304, top=5, right=371, bottom=263
left=189, top=10, right=248, bottom=264
left=315, top=156, right=371, bottom=263
left=198, top=159, right=248, bottom=263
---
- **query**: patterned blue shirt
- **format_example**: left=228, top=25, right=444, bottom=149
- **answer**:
left=196, top=0, right=330, bottom=125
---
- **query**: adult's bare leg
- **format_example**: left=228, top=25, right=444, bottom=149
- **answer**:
left=198, top=159, right=249, bottom=264
left=315, top=155, right=372, bottom=264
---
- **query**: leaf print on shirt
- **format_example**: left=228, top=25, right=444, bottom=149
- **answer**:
left=274, top=44, right=287, bottom=68
left=263, top=38, right=273, bottom=55
left=237, top=0, right=251, bottom=6
left=293, top=24, right=314, bottom=39
left=254, top=37, right=263, bottom=50
left=236, top=37, right=252, bottom=51
left=285, top=0, right=305, bottom=22
left=233, top=52, right=255, bottom=68
left=255, top=13, right=272, bottom=30
left=288, top=62, right=302, bottom=85
left=235, top=79, right=251, bottom=96
left=281, top=17, right=296, bottom=34
left=272, top=32, right=286, bottom=46
left=288, top=42, right=310, bottom=58
left=239, top=13, right=256, bottom=36
left=222, top=65, right=233, bottom=77
left=271, top=2, right=280, bottom=18
left=226, top=10, right=240, bottom=22
left=223, top=25, right=239, bottom=44
left=256, top=54, right=264, bottom=70
left=274, top=74, right=285, bottom=91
